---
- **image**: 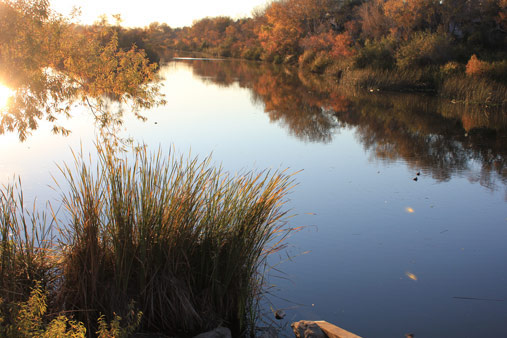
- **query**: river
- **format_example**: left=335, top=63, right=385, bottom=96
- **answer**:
left=1, top=58, right=506, bottom=337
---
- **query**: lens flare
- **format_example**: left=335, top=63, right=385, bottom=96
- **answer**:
left=0, top=84, right=13, bottom=109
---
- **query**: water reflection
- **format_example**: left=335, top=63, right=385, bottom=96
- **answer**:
left=1, top=49, right=505, bottom=193
left=172, top=58, right=506, bottom=193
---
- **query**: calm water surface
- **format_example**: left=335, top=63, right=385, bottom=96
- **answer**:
left=1, top=59, right=506, bottom=337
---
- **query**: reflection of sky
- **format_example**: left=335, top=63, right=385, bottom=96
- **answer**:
left=1, top=61, right=506, bottom=337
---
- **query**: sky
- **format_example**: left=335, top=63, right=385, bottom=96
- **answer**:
left=50, top=0, right=270, bottom=28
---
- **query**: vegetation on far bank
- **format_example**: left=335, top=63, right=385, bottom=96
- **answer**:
left=115, top=0, right=507, bottom=106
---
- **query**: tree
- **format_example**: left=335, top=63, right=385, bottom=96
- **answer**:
left=0, top=0, right=163, bottom=141
left=258, top=0, right=337, bottom=60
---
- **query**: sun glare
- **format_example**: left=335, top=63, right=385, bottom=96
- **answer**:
left=0, top=84, right=13, bottom=109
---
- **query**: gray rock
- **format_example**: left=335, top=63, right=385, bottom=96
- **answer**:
left=193, top=327, right=231, bottom=338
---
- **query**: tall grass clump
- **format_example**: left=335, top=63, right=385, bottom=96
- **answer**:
left=56, top=144, right=295, bottom=336
left=0, top=180, right=55, bottom=320
left=440, top=76, right=507, bottom=106
left=340, top=67, right=437, bottom=92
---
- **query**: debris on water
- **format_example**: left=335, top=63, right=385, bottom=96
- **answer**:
left=440, top=229, right=449, bottom=234
left=405, top=334, right=414, bottom=338
left=405, top=207, right=414, bottom=213
left=452, top=296, right=505, bottom=302
left=274, top=309, right=286, bottom=320
left=405, top=272, right=418, bottom=281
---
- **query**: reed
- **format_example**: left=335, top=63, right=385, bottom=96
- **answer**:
left=339, top=68, right=437, bottom=92
left=0, top=180, right=55, bottom=311
left=55, top=144, right=295, bottom=336
left=440, top=76, right=507, bottom=106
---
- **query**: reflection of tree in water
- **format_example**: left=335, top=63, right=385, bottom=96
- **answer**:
left=179, top=59, right=506, bottom=193
left=183, top=59, right=343, bottom=143
left=337, top=93, right=506, bottom=192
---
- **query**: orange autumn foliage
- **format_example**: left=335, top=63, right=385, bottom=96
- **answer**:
left=466, top=55, right=489, bottom=76
left=301, top=31, right=355, bottom=58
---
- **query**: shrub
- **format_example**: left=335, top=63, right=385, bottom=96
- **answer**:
left=465, top=54, right=489, bottom=76
left=310, top=52, right=332, bottom=74
left=330, top=32, right=356, bottom=59
left=465, top=56, right=507, bottom=84
left=241, top=47, right=262, bottom=61
left=300, top=31, right=355, bottom=62
left=0, top=282, right=140, bottom=338
left=488, top=60, right=507, bottom=84
left=396, top=31, right=454, bottom=69
left=440, top=61, right=464, bottom=77
left=0, top=282, right=87, bottom=338
left=354, top=38, right=396, bottom=70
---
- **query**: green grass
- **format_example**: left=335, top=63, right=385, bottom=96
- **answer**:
left=0, top=144, right=296, bottom=337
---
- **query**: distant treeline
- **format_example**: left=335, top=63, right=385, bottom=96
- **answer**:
left=108, top=0, right=507, bottom=103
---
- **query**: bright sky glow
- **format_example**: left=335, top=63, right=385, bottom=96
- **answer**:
left=0, top=84, right=13, bottom=109
left=50, top=0, right=270, bottom=28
